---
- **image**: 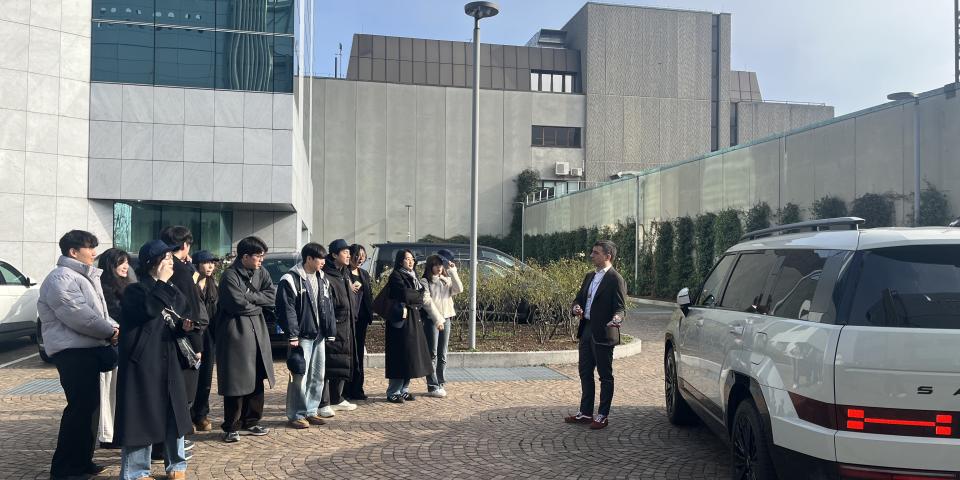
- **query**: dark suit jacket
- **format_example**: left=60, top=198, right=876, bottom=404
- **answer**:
left=574, top=267, right=627, bottom=346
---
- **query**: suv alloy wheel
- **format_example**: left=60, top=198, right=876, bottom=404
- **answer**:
left=664, top=347, right=696, bottom=425
left=731, top=400, right=776, bottom=480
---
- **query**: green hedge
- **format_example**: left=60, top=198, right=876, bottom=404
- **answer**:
left=670, top=216, right=695, bottom=295
left=812, top=195, right=848, bottom=219
left=694, top=212, right=716, bottom=284
left=713, top=209, right=743, bottom=259
left=779, top=202, right=802, bottom=224
left=745, top=202, right=772, bottom=233
left=919, top=182, right=952, bottom=226
left=653, top=221, right=674, bottom=298
left=851, top=193, right=895, bottom=228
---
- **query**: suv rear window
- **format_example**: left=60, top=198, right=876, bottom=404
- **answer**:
left=847, top=245, right=960, bottom=329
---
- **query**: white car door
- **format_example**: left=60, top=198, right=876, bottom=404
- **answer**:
left=0, top=261, right=38, bottom=336
left=700, top=251, right=778, bottom=409
left=681, top=254, right=737, bottom=409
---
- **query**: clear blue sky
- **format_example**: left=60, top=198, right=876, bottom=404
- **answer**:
left=313, top=0, right=956, bottom=115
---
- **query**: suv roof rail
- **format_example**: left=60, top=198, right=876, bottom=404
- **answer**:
left=740, top=217, right=865, bottom=241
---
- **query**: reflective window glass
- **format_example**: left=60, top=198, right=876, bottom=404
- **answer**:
left=272, top=35, right=294, bottom=93
left=93, top=0, right=154, bottom=22
left=564, top=74, right=573, bottom=93
left=530, top=72, right=538, bottom=91
left=762, top=250, right=845, bottom=320
left=541, top=73, right=551, bottom=92
left=216, top=0, right=269, bottom=33
left=92, top=22, right=155, bottom=84
left=155, top=26, right=216, bottom=88
left=720, top=252, right=778, bottom=312
left=164, top=0, right=216, bottom=28
left=697, top=254, right=736, bottom=307
left=552, top=74, right=562, bottom=93
left=268, top=0, right=294, bottom=34
left=215, top=31, right=273, bottom=91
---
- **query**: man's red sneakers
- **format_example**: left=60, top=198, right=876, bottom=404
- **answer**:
left=563, top=412, right=594, bottom=424
left=589, top=414, right=609, bottom=430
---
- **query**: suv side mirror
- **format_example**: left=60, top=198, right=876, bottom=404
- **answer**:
left=677, top=287, right=691, bottom=315
left=25, top=276, right=36, bottom=287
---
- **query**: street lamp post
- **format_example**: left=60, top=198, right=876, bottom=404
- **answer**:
left=464, top=1, right=499, bottom=350
left=887, top=91, right=920, bottom=226
left=405, top=204, right=413, bottom=241
left=513, top=201, right=525, bottom=261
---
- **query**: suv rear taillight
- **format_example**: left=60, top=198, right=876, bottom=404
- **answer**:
left=839, top=464, right=957, bottom=479
left=843, top=407, right=954, bottom=438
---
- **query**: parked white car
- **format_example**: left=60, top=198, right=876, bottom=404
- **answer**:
left=664, top=217, right=960, bottom=479
left=0, top=259, right=40, bottom=346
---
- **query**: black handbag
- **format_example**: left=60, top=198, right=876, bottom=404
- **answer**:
left=93, top=345, right=118, bottom=372
left=161, top=307, right=201, bottom=370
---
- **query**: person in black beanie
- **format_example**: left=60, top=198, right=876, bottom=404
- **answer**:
left=190, top=250, right=220, bottom=432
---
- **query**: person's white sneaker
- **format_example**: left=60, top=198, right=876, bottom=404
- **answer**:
left=331, top=400, right=357, bottom=411
left=425, top=388, right=447, bottom=398
left=318, top=406, right=336, bottom=418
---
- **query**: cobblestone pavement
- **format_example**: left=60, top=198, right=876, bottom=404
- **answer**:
left=0, top=305, right=731, bottom=479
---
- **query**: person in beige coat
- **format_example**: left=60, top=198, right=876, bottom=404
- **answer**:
left=419, top=250, right=463, bottom=398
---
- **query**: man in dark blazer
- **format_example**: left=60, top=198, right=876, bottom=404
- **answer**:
left=565, top=240, right=626, bottom=430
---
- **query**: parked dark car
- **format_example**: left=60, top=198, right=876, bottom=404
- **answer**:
left=261, top=251, right=300, bottom=347
left=364, top=242, right=527, bottom=279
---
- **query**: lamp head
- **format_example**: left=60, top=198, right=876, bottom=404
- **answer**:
left=465, top=1, right=499, bottom=20
left=887, top=91, right=918, bottom=102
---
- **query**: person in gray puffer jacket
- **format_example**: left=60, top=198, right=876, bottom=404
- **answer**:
left=38, top=230, right=118, bottom=480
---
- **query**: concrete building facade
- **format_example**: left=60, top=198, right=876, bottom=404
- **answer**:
left=522, top=84, right=960, bottom=237
left=0, top=0, right=314, bottom=280
left=308, top=2, right=833, bottom=245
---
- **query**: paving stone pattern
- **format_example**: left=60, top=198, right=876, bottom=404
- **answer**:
left=0, top=306, right=732, bottom=479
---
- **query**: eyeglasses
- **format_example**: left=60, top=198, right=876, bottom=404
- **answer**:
left=248, top=254, right=265, bottom=260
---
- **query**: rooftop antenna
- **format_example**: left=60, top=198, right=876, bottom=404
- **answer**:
left=338, top=42, right=343, bottom=78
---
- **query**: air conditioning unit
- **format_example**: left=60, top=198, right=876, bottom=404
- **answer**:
left=555, top=162, right=569, bottom=176
left=570, top=167, right=583, bottom=177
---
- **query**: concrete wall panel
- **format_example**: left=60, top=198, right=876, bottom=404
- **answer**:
left=323, top=80, right=357, bottom=240
left=385, top=83, right=418, bottom=241
left=415, top=86, right=447, bottom=239
left=354, top=82, right=387, bottom=245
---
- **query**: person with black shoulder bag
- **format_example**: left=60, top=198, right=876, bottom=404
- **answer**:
left=114, top=240, right=195, bottom=480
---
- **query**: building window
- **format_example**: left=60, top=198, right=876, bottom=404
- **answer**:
left=530, top=70, right=575, bottom=93
left=532, top=126, right=581, bottom=148
left=91, top=0, right=294, bottom=93
left=113, top=202, right=233, bottom=257
left=537, top=180, right=583, bottom=198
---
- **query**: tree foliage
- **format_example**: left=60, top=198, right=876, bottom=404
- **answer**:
left=812, top=195, right=847, bottom=219
left=779, top=202, right=802, bottom=225
left=745, top=202, right=772, bottom=233
left=713, top=209, right=743, bottom=259
left=670, top=216, right=695, bottom=294
left=851, top=193, right=895, bottom=228
left=919, top=182, right=952, bottom=226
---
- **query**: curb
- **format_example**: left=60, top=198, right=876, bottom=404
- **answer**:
left=364, top=335, right=642, bottom=368
left=628, top=296, right=676, bottom=309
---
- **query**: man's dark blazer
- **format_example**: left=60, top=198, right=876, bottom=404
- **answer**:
left=573, top=267, right=627, bottom=346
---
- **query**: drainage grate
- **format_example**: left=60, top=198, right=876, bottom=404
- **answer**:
left=4, top=378, right=63, bottom=395
left=444, top=367, right=568, bottom=382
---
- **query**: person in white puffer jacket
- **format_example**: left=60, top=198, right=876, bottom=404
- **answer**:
left=419, top=250, right=463, bottom=398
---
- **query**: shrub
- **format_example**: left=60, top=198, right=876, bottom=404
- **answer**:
left=779, top=202, right=802, bottom=225
left=745, top=202, right=772, bottom=233
left=694, top=213, right=716, bottom=283
left=713, top=209, right=743, bottom=259
left=670, top=216, right=695, bottom=294
left=653, top=221, right=674, bottom=298
left=812, top=195, right=847, bottom=219
left=637, top=226, right=655, bottom=297
left=851, top=193, right=895, bottom=228
left=919, top=182, right=952, bottom=226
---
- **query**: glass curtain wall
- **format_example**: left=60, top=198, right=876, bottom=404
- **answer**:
left=91, top=0, right=295, bottom=92
left=113, top=202, right=234, bottom=256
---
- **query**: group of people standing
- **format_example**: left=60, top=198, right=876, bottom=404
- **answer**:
left=39, top=227, right=463, bottom=480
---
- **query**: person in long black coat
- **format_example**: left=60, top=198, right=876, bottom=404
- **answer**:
left=344, top=244, right=374, bottom=400
left=115, top=240, right=193, bottom=480
left=318, top=239, right=358, bottom=416
left=215, top=236, right=276, bottom=442
left=384, top=249, right=445, bottom=404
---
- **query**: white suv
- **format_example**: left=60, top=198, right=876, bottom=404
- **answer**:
left=664, top=217, right=960, bottom=479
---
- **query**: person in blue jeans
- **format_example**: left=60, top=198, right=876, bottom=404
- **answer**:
left=115, top=240, right=195, bottom=480
left=277, top=243, right=337, bottom=428
left=419, top=251, right=463, bottom=397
